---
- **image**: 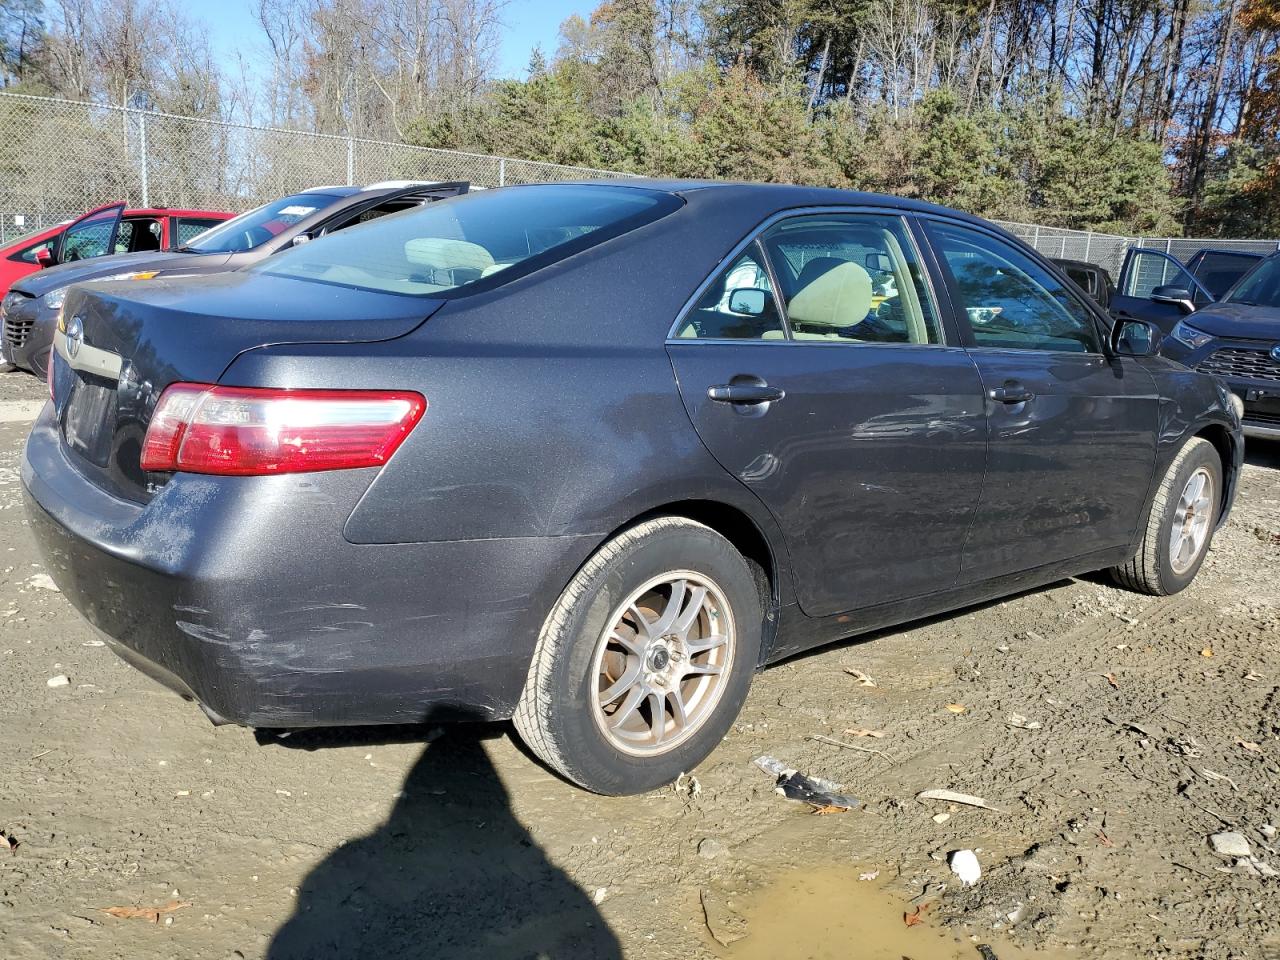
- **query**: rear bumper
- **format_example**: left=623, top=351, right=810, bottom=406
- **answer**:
left=22, top=405, right=595, bottom=727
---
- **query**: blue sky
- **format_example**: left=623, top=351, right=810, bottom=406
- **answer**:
left=185, top=0, right=591, bottom=82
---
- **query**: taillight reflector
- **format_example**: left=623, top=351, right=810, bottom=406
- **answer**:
left=140, top=383, right=426, bottom=476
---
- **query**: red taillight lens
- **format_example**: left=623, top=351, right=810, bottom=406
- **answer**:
left=140, top=383, right=426, bottom=476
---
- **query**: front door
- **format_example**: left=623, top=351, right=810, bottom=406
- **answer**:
left=1112, top=248, right=1213, bottom=333
left=922, top=218, right=1160, bottom=581
left=668, top=211, right=988, bottom=619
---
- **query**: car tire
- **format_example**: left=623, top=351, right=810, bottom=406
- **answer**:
left=1111, top=437, right=1221, bottom=596
left=513, top=516, right=762, bottom=795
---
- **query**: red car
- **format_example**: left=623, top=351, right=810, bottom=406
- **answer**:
left=0, top=202, right=234, bottom=298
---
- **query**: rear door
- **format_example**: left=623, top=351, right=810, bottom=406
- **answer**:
left=54, top=202, right=125, bottom=265
left=1112, top=248, right=1212, bottom=332
left=667, top=210, right=988, bottom=620
left=921, top=217, right=1160, bottom=580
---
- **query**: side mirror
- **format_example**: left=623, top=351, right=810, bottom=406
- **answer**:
left=1150, top=285, right=1195, bottom=313
left=34, top=247, right=54, bottom=268
left=291, top=233, right=312, bottom=247
left=1111, top=318, right=1162, bottom=357
left=727, top=287, right=767, bottom=316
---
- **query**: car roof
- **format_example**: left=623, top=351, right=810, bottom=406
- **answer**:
left=122, top=208, right=235, bottom=218
left=509, top=178, right=1002, bottom=229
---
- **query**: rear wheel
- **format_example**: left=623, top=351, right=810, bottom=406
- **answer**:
left=513, top=517, right=762, bottom=795
left=1111, top=437, right=1221, bottom=595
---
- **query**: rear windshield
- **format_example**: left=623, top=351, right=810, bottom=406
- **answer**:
left=258, top=184, right=680, bottom=296
left=184, top=192, right=343, bottom=254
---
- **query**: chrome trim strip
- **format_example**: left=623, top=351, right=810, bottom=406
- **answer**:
left=54, top=323, right=122, bottom=379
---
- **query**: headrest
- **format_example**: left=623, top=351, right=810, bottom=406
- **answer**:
left=404, top=237, right=494, bottom=273
left=787, top=260, right=873, bottom=330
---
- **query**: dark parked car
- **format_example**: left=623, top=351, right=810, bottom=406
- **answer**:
left=1051, top=257, right=1114, bottom=310
left=22, top=182, right=1242, bottom=795
left=1161, top=252, right=1280, bottom=440
left=1110, top=246, right=1271, bottom=332
left=0, top=181, right=467, bottom=378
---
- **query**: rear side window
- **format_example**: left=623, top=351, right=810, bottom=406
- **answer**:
left=116, top=218, right=162, bottom=253
left=676, top=242, right=785, bottom=340
left=763, top=213, right=940, bottom=344
left=260, top=185, right=681, bottom=297
left=1190, top=252, right=1260, bottom=299
left=175, top=218, right=226, bottom=247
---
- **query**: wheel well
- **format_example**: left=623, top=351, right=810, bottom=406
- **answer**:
left=1194, top=423, right=1236, bottom=515
left=609, top=500, right=781, bottom=666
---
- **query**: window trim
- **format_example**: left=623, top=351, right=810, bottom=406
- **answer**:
left=667, top=205, right=950, bottom=348
left=918, top=214, right=1113, bottom=358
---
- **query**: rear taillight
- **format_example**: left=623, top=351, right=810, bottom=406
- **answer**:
left=139, top=383, right=426, bottom=476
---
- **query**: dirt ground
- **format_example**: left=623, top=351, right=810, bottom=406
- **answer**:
left=1, top=368, right=1278, bottom=960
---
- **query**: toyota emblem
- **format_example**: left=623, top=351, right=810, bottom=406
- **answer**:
left=1272, top=343, right=1280, bottom=364
left=66, top=315, right=83, bottom=358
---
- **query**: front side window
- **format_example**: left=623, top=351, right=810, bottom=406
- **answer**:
left=62, top=220, right=115, bottom=261
left=763, top=213, right=941, bottom=344
left=676, top=242, right=784, bottom=339
left=260, top=184, right=680, bottom=297
left=929, top=222, right=1102, bottom=354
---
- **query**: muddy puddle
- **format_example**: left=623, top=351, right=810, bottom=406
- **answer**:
left=709, top=865, right=1066, bottom=960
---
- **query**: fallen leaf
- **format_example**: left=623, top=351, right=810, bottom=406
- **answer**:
left=1245, top=671, right=1263, bottom=682
left=842, top=728, right=887, bottom=739
left=1237, top=740, right=1263, bottom=754
left=1201, top=648, right=1214, bottom=658
left=945, top=703, right=966, bottom=714
left=1006, top=713, right=1042, bottom=731
left=1, top=831, right=17, bottom=855
left=103, top=900, right=191, bottom=923
left=1097, top=829, right=1115, bottom=848
left=904, top=902, right=934, bottom=927
left=1102, top=673, right=1119, bottom=689
left=1115, top=643, right=1130, bottom=651
left=810, top=804, right=849, bottom=816
left=844, top=668, right=877, bottom=688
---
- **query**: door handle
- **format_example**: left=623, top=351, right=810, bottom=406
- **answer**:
left=988, top=381, right=1034, bottom=404
left=707, top=381, right=785, bottom=405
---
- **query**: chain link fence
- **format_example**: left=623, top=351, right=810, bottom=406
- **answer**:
left=2, top=91, right=1278, bottom=273
left=993, top=219, right=1280, bottom=277
left=0, top=91, right=637, bottom=244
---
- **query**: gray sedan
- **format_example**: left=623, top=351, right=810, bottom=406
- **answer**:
left=22, top=181, right=1242, bottom=794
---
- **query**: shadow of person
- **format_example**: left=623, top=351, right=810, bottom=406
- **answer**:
left=267, top=728, right=622, bottom=960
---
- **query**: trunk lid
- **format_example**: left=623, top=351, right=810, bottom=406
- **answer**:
left=51, top=271, right=442, bottom=502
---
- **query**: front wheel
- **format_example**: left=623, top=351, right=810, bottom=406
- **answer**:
left=513, top=517, right=762, bottom=795
left=1111, top=437, right=1222, bottom=595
